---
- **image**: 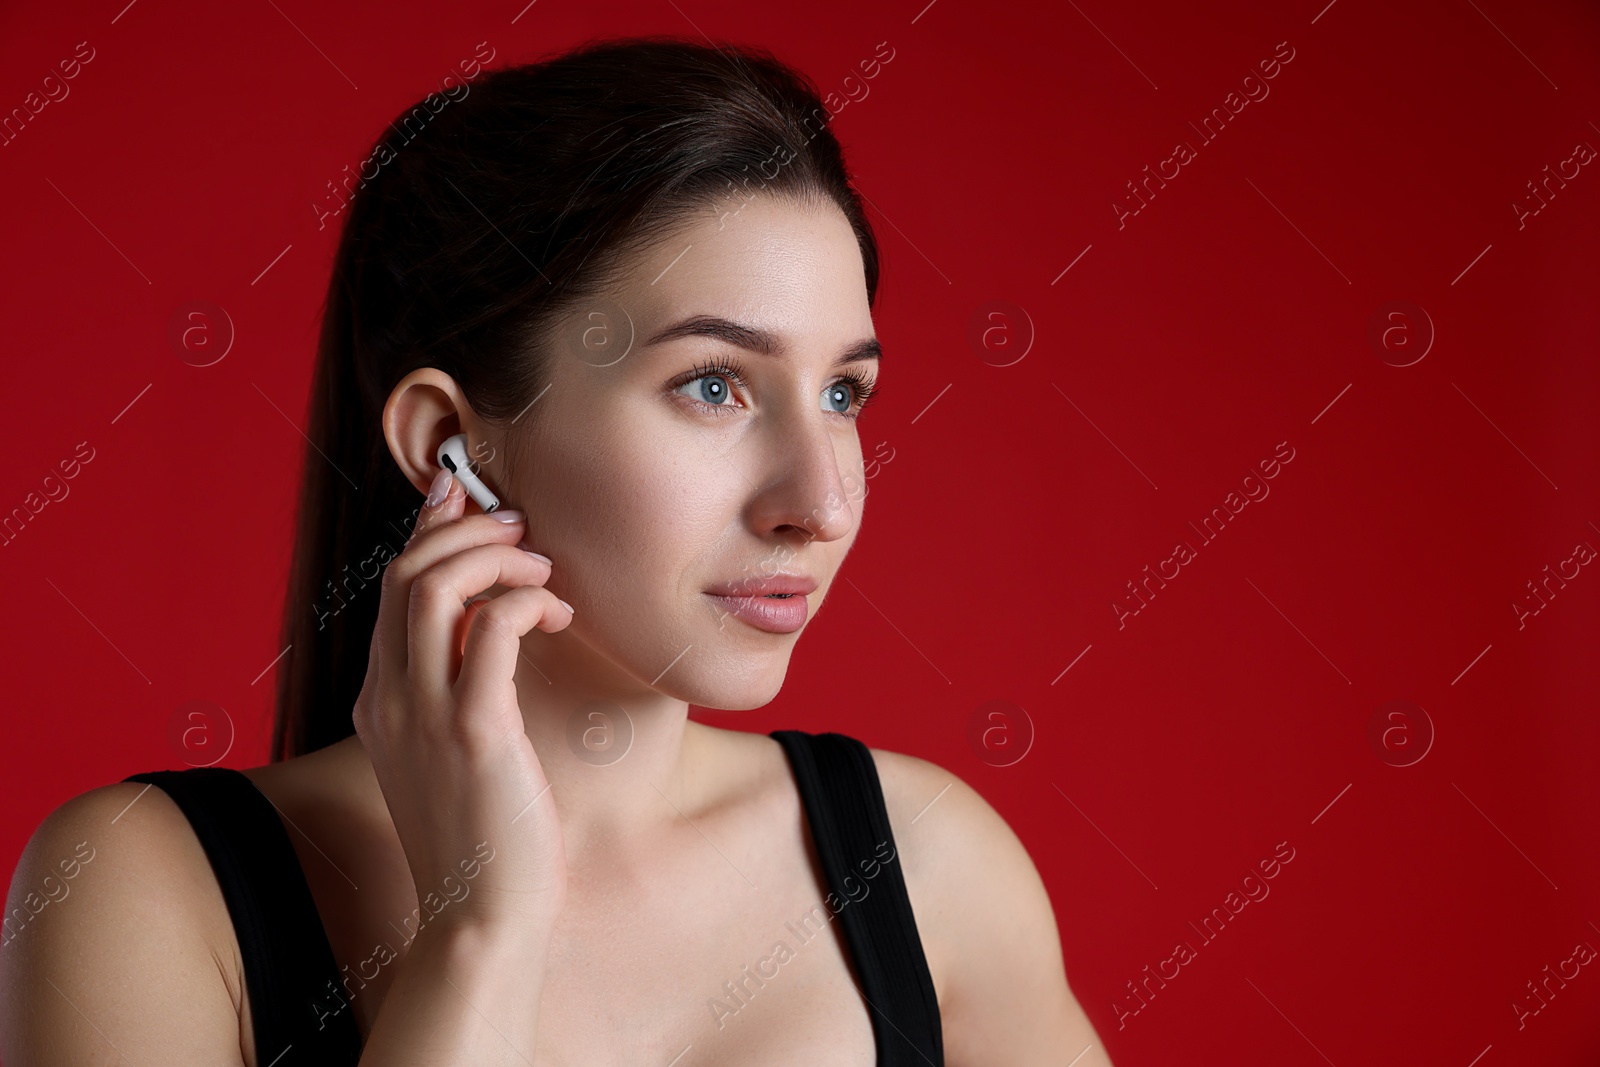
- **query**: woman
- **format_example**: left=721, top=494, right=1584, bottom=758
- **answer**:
left=1, top=36, right=1113, bottom=1066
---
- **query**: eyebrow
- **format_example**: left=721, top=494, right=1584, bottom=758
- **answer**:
left=641, top=314, right=882, bottom=368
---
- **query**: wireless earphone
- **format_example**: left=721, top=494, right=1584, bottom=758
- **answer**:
left=436, top=433, right=501, bottom=514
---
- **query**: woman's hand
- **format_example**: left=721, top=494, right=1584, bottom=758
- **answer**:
left=352, top=469, right=574, bottom=949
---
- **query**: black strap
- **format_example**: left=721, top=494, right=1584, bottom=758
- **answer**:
left=769, top=730, right=944, bottom=1065
left=123, top=768, right=363, bottom=1066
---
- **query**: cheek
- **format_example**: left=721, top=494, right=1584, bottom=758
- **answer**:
left=524, top=415, right=731, bottom=614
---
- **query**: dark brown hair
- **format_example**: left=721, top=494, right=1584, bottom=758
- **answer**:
left=272, top=35, right=882, bottom=760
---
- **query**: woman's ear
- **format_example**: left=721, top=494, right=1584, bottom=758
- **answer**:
left=382, top=367, right=481, bottom=495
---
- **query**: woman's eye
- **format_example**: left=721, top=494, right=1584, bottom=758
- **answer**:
left=674, top=373, right=739, bottom=408
left=821, top=382, right=855, bottom=415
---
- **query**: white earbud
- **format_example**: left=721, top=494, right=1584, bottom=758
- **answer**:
left=436, top=433, right=500, bottom=514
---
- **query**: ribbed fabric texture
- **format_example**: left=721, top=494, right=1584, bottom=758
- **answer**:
left=768, top=730, right=945, bottom=1065
left=123, top=768, right=363, bottom=1066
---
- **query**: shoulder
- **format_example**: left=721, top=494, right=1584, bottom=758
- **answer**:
left=0, top=779, right=247, bottom=1064
left=864, top=745, right=1001, bottom=884
left=863, top=746, right=1042, bottom=951
left=5, top=779, right=231, bottom=936
left=865, top=745, right=1117, bottom=1067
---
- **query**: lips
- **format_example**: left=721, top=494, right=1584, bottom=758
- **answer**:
left=703, top=573, right=819, bottom=597
left=703, top=572, right=817, bottom=634
left=704, top=591, right=811, bottom=633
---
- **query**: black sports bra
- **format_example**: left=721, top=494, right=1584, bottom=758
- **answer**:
left=123, top=729, right=943, bottom=1065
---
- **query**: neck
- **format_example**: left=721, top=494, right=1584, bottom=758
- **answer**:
left=511, top=637, right=701, bottom=861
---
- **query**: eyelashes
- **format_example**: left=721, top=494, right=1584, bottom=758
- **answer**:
left=830, top=369, right=880, bottom=413
left=669, top=357, right=881, bottom=418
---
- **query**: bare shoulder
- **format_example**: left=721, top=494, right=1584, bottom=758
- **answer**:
left=863, top=747, right=1034, bottom=953
left=866, top=747, right=1117, bottom=1067
left=0, top=780, right=248, bottom=1065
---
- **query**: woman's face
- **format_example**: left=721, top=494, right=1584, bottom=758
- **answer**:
left=504, top=193, right=879, bottom=710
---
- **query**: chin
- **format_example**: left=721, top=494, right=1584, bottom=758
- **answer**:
left=667, top=654, right=790, bottom=711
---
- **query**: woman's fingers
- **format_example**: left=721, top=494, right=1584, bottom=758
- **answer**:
left=377, top=474, right=467, bottom=681
left=453, top=584, right=575, bottom=720
left=405, top=543, right=555, bottom=697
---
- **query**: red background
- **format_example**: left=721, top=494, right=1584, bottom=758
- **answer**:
left=3, top=0, right=1598, bottom=1063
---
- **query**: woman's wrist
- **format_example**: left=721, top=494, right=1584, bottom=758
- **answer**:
left=418, top=912, right=555, bottom=979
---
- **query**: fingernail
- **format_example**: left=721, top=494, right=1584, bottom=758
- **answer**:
left=522, top=548, right=553, bottom=565
left=490, top=509, right=524, bottom=524
left=559, top=598, right=575, bottom=614
left=425, top=469, right=452, bottom=508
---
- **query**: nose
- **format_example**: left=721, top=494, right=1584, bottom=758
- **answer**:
left=746, top=412, right=860, bottom=546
